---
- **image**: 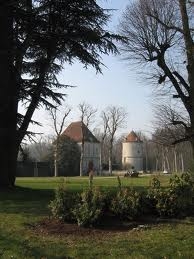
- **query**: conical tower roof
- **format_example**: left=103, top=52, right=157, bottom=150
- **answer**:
left=124, top=131, right=142, bottom=142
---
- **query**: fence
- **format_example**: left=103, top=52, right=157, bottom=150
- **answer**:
left=17, top=162, right=53, bottom=177
left=16, top=161, right=80, bottom=177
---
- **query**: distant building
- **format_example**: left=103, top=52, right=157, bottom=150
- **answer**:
left=62, top=121, right=101, bottom=175
left=122, top=131, right=143, bottom=171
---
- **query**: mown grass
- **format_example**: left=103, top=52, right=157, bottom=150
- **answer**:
left=0, top=175, right=194, bottom=259
left=15, top=174, right=170, bottom=191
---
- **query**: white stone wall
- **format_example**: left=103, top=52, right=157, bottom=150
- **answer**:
left=78, top=142, right=101, bottom=173
left=122, top=142, right=143, bottom=171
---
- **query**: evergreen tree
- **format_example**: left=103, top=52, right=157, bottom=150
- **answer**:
left=0, top=0, right=122, bottom=187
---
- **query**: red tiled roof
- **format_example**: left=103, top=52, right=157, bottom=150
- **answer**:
left=62, top=121, right=100, bottom=143
left=125, top=131, right=142, bottom=142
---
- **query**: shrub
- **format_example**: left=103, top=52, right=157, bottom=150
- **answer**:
left=169, top=173, right=193, bottom=194
left=138, top=191, right=158, bottom=216
left=48, top=173, right=194, bottom=227
left=73, top=187, right=105, bottom=227
left=49, top=181, right=78, bottom=222
left=117, top=175, right=122, bottom=190
left=149, top=176, right=161, bottom=189
left=154, top=189, right=179, bottom=217
left=149, top=173, right=194, bottom=218
left=144, top=176, right=162, bottom=216
left=168, top=173, right=194, bottom=216
left=110, top=188, right=140, bottom=220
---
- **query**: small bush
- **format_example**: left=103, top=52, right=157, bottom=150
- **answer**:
left=138, top=191, right=158, bottom=216
left=49, top=181, right=78, bottom=222
left=168, top=173, right=194, bottom=216
left=48, top=173, right=194, bottom=227
left=150, top=176, right=161, bottom=189
left=144, top=177, right=162, bottom=216
left=149, top=173, right=194, bottom=217
left=154, top=189, right=179, bottom=217
left=110, top=188, right=140, bottom=220
left=73, top=187, right=105, bottom=227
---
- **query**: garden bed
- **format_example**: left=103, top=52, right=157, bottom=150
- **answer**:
left=32, top=216, right=165, bottom=237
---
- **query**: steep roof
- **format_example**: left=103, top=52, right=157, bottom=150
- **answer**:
left=62, top=121, right=100, bottom=143
left=124, top=131, right=142, bottom=142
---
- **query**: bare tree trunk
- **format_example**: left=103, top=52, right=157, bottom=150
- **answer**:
left=80, top=121, right=84, bottom=177
left=50, top=107, right=71, bottom=177
left=165, top=155, right=170, bottom=171
left=179, top=0, right=194, bottom=158
left=190, top=138, right=194, bottom=161
left=54, top=138, right=59, bottom=177
left=180, top=153, right=184, bottom=173
left=174, top=148, right=178, bottom=173
left=108, top=142, right=113, bottom=175
left=80, top=142, right=84, bottom=176
left=99, top=135, right=107, bottom=176
left=145, top=143, right=148, bottom=172
left=0, top=2, right=18, bottom=187
left=54, top=159, right=58, bottom=177
left=164, top=148, right=170, bottom=171
left=99, top=143, right=103, bottom=176
left=78, top=104, right=97, bottom=176
left=155, top=157, right=158, bottom=171
left=162, top=146, right=165, bottom=171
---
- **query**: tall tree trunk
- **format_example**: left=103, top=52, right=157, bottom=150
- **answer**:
left=80, top=122, right=85, bottom=176
left=99, top=142, right=104, bottom=176
left=180, top=153, right=184, bottom=173
left=80, top=143, right=84, bottom=176
left=54, top=138, right=59, bottom=177
left=190, top=137, right=194, bottom=160
left=174, top=148, right=178, bottom=173
left=155, top=157, right=158, bottom=171
left=179, top=0, right=194, bottom=158
left=0, top=2, right=18, bottom=187
left=165, top=155, right=170, bottom=172
left=108, top=142, right=113, bottom=175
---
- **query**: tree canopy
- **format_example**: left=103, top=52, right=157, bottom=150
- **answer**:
left=15, top=0, right=122, bottom=145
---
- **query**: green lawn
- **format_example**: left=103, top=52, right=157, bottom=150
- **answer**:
left=15, top=174, right=170, bottom=190
left=0, top=176, right=194, bottom=259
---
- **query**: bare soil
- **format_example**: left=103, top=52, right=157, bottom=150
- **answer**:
left=31, top=217, right=142, bottom=237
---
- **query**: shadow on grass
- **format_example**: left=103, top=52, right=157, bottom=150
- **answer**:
left=0, top=186, right=54, bottom=216
left=0, top=231, right=73, bottom=259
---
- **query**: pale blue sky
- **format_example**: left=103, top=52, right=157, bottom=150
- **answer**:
left=30, top=0, right=154, bottom=138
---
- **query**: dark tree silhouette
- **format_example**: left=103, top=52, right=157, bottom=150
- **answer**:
left=0, top=0, right=123, bottom=187
left=0, top=2, right=17, bottom=187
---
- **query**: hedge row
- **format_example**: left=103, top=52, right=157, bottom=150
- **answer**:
left=49, top=173, right=194, bottom=227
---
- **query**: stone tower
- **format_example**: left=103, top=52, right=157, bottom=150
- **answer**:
left=122, top=131, right=143, bottom=171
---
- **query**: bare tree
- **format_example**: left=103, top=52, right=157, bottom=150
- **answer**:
left=99, top=113, right=109, bottom=175
left=93, top=127, right=110, bottom=170
left=101, top=106, right=127, bottom=175
left=26, top=135, right=53, bottom=162
left=120, top=0, right=194, bottom=157
left=153, top=103, right=188, bottom=144
left=78, top=102, right=97, bottom=176
left=50, top=106, right=71, bottom=177
left=151, top=126, right=192, bottom=172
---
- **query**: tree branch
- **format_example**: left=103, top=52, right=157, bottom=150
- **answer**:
left=172, top=120, right=188, bottom=129
left=147, top=13, right=183, bottom=33
left=173, top=71, right=190, bottom=93
left=157, top=54, right=191, bottom=113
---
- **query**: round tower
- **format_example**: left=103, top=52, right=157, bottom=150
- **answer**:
left=122, top=131, right=143, bottom=171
